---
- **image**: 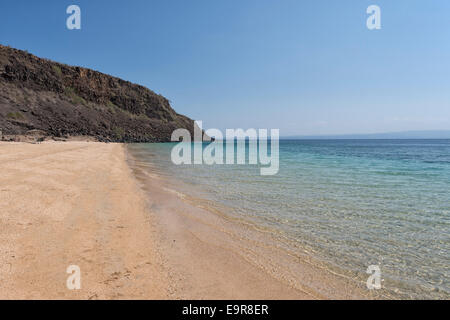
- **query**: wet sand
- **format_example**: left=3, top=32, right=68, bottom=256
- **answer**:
left=0, top=141, right=368, bottom=299
left=127, top=148, right=371, bottom=300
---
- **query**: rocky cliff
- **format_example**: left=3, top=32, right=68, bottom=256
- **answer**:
left=0, top=44, right=195, bottom=142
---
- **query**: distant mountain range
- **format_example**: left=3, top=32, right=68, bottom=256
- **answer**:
left=283, top=130, right=450, bottom=140
left=0, top=44, right=195, bottom=142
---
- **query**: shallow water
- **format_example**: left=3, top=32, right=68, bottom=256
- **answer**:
left=127, top=139, right=450, bottom=299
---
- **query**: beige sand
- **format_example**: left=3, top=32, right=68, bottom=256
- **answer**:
left=0, top=141, right=369, bottom=299
left=0, top=141, right=168, bottom=299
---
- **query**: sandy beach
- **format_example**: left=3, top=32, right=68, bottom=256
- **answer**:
left=0, top=141, right=368, bottom=299
left=0, top=141, right=168, bottom=299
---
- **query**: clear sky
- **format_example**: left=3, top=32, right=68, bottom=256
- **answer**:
left=1, top=0, right=449, bottom=135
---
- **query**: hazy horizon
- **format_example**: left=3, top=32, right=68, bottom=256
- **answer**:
left=281, top=130, right=450, bottom=139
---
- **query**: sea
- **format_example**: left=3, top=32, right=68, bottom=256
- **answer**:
left=127, top=139, right=450, bottom=299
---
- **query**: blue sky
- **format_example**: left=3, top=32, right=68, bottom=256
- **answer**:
left=1, top=0, right=449, bottom=135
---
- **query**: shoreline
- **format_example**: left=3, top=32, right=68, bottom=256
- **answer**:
left=125, top=144, right=373, bottom=299
left=0, top=141, right=370, bottom=299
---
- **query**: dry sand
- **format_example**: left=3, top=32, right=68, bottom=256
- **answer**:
left=0, top=141, right=167, bottom=299
left=0, top=141, right=368, bottom=299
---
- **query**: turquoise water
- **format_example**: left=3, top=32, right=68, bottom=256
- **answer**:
left=128, top=140, right=450, bottom=299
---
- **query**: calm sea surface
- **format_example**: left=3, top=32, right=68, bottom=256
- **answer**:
left=128, top=140, right=450, bottom=299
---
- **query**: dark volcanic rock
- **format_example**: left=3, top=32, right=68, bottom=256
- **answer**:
left=0, top=44, right=196, bottom=142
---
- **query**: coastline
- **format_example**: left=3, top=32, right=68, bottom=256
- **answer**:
left=0, top=141, right=370, bottom=299
left=125, top=144, right=374, bottom=300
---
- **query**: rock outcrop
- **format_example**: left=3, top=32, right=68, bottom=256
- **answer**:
left=0, top=44, right=195, bottom=142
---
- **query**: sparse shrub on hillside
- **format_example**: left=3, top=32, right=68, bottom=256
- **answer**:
left=106, top=100, right=118, bottom=113
left=112, top=126, right=125, bottom=140
left=6, top=112, right=24, bottom=120
left=52, top=65, right=62, bottom=76
left=23, top=94, right=31, bottom=105
left=64, top=86, right=86, bottom=105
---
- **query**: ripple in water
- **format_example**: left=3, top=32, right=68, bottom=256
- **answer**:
left=128, top=139, right=450, bottom=299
